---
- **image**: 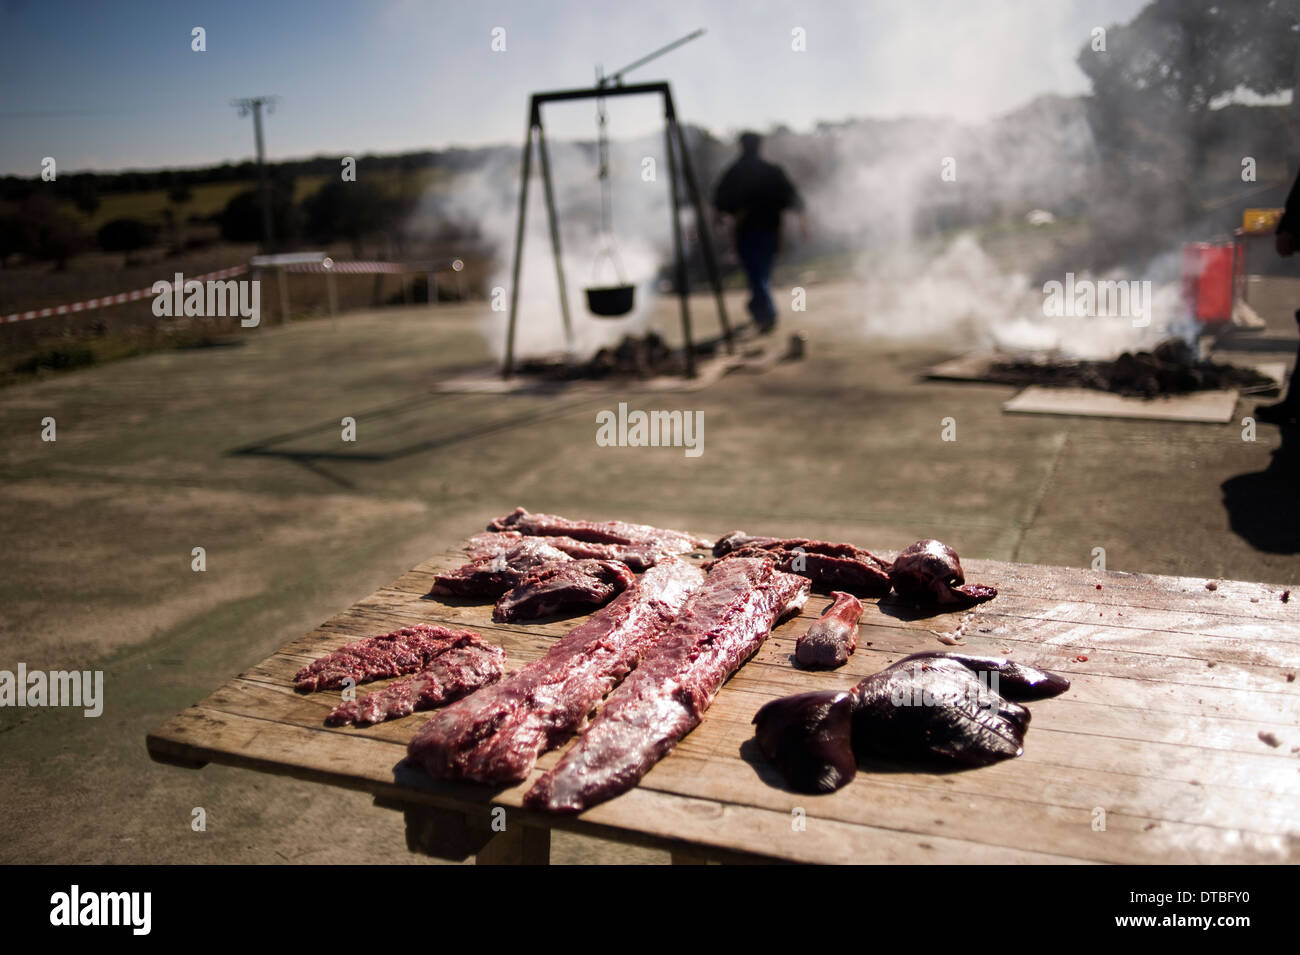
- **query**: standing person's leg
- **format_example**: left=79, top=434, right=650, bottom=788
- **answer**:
left=1256, top=309, right=1300, bottom=424
left=739, top=230, right=778, bottom=331
left=738, top=230, right=777, bottom=331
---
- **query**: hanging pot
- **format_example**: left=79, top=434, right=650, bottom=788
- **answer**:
left=586, top=240, right=635, bottom=317
left=585, top=283, right=636, bottom=316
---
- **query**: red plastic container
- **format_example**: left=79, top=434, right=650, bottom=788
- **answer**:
left=1182, top=242, right=1239, bottom=324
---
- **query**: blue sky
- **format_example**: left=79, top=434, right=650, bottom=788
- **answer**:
left=0, top=0, right=1148, bottom=175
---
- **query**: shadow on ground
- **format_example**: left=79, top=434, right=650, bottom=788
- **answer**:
left=1221, top=426, right=1300, bottom=555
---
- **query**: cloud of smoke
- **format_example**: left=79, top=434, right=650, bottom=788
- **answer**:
left=786, top=98, right=1196, bottom=360
left=427, top=124, right=677, bottom=362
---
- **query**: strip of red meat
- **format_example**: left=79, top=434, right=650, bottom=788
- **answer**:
left=325, top=641, right=505, bottom=727
left=294, top=625, right=486, bottom=693
left=466, top=531, right=662, bottom=572
left=429, top=537, right=572, bottom=598
left=525, top=557, right=809, bottom=813
left=491, top=559, right=634, bottom=622
left=407, top=558, right=705, bottom=783
left=710, top=531, right=891, bottom=596
left=489, top=506, right=711, bottom=554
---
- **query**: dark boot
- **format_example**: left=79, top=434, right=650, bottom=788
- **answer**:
left=1256, top=402, right=1299, bottom=426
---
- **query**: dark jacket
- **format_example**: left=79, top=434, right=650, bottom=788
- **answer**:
left=1279, top=167, right=1300, bottom=236
left=713, top=154, right=803, bottom=241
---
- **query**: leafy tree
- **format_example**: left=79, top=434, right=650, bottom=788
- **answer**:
left=62, top=176, right=101, bottom=217
left=8, top=197, right=85, bottom=269
left=217, top=180, right=298, bottom=244
left=1074, top=0, right=1300, bottom=262
left=302, top=179, right=405, bottom=256
left=97, top=217, right=158, bottom=253
left=1078, top=0, right=1300, bottom=176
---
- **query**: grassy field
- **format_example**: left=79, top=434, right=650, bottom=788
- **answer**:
left=66, top=166, right=455, bottom=230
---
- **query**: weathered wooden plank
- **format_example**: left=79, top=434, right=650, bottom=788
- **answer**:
left=183, top=672, right=1300, bottom=863
left=146, top=704, right=1093, bottom=865
left=149, top=694, right=1297, bottom=864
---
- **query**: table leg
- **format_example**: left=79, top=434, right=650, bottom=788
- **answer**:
left=476, top=824, right=551, bottom=865
left=376, top=798, right=553, bottom=864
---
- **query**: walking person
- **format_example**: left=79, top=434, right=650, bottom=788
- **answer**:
left=1256, top=166, right=1300, bottom=426
left=712, top=132, right=809, bottom=334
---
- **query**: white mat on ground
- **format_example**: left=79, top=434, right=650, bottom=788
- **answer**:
left=1003, top=386, right=1239, bottom=423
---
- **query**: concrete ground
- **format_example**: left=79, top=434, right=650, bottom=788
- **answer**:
left=1, top=277, right=1296, bottom=864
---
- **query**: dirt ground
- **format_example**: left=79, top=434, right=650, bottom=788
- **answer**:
left=1, top=276, right=1296, bottom=864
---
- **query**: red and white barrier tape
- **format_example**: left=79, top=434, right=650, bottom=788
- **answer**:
left=280, top=260, right=405, bottom=274
left=3, top=265, right=248, bottom=324
left=1, top=260, right=423, bottom=324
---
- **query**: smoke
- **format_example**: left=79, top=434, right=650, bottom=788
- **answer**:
left=783, top=98, right=1198, bottom=360
left=427, top=98, right=1200, bottom=363
left=423, top=125, right=677, bottom=362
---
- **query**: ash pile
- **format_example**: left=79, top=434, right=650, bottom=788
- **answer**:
left=516, top=333, right=689, bottom=381
left=987, top=339, right=1276, bottom=399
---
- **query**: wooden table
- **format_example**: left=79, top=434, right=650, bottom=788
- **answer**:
left=146, top=541, right=1300, bottom=864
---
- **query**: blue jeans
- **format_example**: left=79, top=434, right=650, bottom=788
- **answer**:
left=737, top=229, right=778, bottom=328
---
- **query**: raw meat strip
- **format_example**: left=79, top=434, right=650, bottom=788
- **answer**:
left=430, top=536, right=633, bottom=623
left=525, top=557, right=810, bottom=813
left=795, top=591, right=862, bottom=669
left=466, top=531, right=662, bottom=572
left=489, top=507, right=710, bottom=554
left=430, top=537, right=573, bottom=598
left=710, top=531, right=892, bottom=596
left=325, top=641, right=505, bottom=726
left=294, top=625, right=486, bottom=693
left=492, top=559, right=635, bottom=622
left=407, top=558, right=706, bottom=783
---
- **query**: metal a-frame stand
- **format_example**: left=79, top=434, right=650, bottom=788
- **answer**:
left=502, top=81, right=733, bottom=378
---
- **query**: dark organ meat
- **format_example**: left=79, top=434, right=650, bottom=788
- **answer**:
left=851, top=655, right=1034, bottom=767
left=896, top=652, right=1072, bottom=701
left=325, top=641, right=505, bottom=726
left=795, top=591, right=863, bottom=668
left=430, top=537, right=573, bottom=598
left=753, top=691, right=857, bottom=793
left=294, top=625, right=488, bottom=693
left=466, top=531, right=662, bottom=572
left=489, top=506, right=711, bottom=554
left=751, top=652, right=1069, bottom=793
left=407, top=558, right=706, bottom=783
left=525, top=557, right=810, bottom=813
left=888, top=539, right=997, bottom=608
left=711, top=532, right=892, bottom=596
left=491, top=559, right=634, bottom=623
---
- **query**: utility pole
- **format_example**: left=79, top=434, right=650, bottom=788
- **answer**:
left=232, top=96, right=279, bottom=253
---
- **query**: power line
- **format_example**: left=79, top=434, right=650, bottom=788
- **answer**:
left=232, top=96, right=279, bottom=253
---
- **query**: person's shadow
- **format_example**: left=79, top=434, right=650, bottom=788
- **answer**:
left=1221, top=425, right=1300, bottom=554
